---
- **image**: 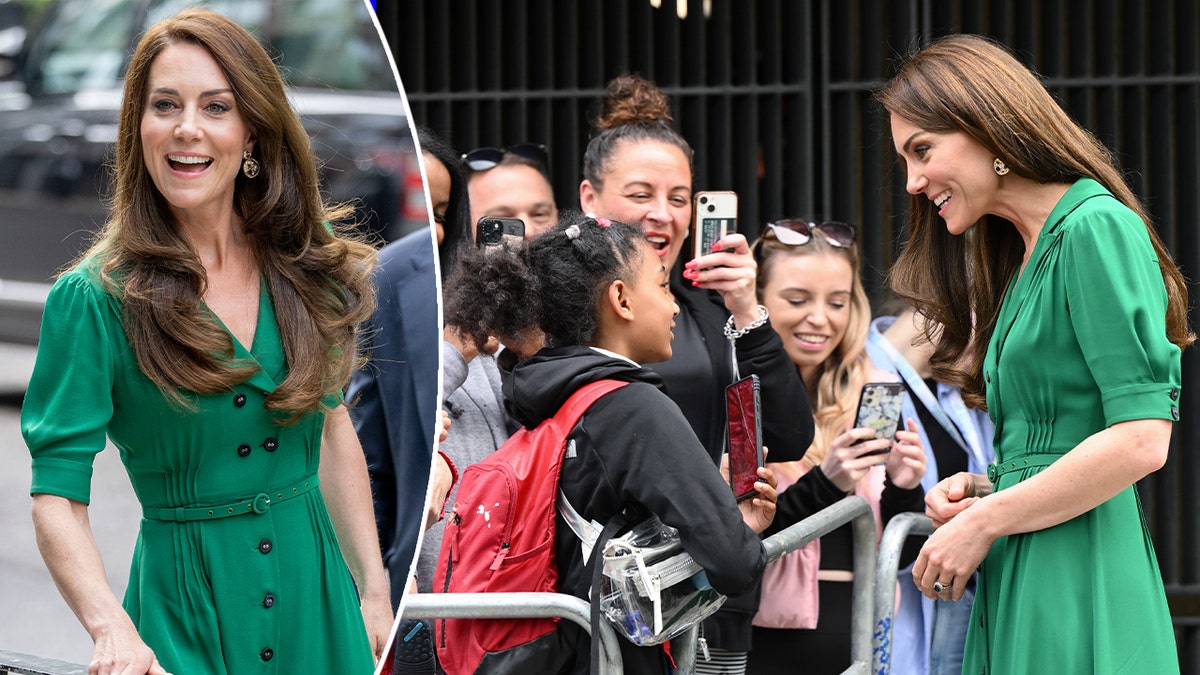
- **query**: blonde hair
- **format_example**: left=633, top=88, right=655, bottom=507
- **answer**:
left=754, top=230, right=872, bottom=468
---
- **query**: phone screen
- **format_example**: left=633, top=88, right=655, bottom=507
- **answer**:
left=853, top=382, right=905, bottom=445
left=726, top=374, right=763, bottom=501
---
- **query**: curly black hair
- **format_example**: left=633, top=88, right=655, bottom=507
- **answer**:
left=444, top=210, right=646, bottom=352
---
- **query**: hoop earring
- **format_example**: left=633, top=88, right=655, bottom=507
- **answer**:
left=242, top=149, right=260, bottom=179
left=993, top=158, right=1010, bottom=176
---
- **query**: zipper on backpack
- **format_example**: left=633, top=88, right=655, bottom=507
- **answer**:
left=490, top=541, right=510, bottom=570
left=440, top=547, right=453, bottom=648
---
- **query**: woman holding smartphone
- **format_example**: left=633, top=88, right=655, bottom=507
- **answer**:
left=578, top=73, right=814, bottom=672
left=746, top=220, right=927, bottom=674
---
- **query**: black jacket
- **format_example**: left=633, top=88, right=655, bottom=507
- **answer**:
left=656, top=276, right=816, bottom=650
left=658, top=276, right=814, bottom=465
left=504, top=346, right=768, bottom=675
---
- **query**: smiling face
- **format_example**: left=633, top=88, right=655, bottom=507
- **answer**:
left=580, top=139, right=692, bottom=269
left=890, top=115, right=1001, bottom=235
left=140, top=41, right=252, bottom=225
left=760, top=251, right=854, bottom=382
left=623, top=240, right=680, bottom=364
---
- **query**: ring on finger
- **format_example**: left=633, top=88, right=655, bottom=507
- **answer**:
left=933, top=580, right=951, bottom=594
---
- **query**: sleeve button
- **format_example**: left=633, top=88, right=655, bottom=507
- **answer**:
left=1170, top=387, right=1180, bottom=401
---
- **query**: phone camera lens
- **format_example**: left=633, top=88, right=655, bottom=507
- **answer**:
left=706, top=204, right=716, bottom=213
left=699, top=196, right=709, bottom=205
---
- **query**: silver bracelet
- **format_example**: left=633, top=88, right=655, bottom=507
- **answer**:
left=723, top=305, right=769, bottom=341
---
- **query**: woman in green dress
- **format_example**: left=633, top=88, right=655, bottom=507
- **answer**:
left=21, top=9, right=391, bottom=674
left=877, top=35, right=1192, bottom=673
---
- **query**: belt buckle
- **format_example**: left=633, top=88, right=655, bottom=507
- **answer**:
left=251, top=493, right=271, bottom=515
left=986, top=463, right=998, bottom=483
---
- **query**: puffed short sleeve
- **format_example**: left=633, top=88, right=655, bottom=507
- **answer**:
left=1062, top=201, right=1182, bottom=425
left=21, top=269, right=119, bottom=504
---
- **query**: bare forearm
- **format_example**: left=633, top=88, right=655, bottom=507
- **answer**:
left=964, top=419, right=1170, bottom=539
left=31, top=494, right=136, bottom=640
left=320, top=407, right=390, bottom=599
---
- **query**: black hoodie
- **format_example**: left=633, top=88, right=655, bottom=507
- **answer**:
left=504, top=346, right=768, bottom=674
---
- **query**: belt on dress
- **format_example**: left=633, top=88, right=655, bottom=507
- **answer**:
left=142, top=475, right=320, bottom=522
left=986, top=455, right=1058, bottom=483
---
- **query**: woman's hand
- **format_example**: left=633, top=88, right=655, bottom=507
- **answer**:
left=924, top=472, right=990, bottom=527
left=885, top=419, right=927, bottom=490
left=821, top=427, right=891, bottom=492
left=443, top=325, right=498, bottom=363
left=738, top=460, right=779, bottom=533
left=424, top=452, right=455, bottom=531
left=912, top=501, right=995, bottom=601
left=682, top=233, right=760, bottom=327
left=359, top=589, right=394, bottom=665
left=88, top=623, right=170, bottom=675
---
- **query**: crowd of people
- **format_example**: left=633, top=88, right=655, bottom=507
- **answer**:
left=18, top=8, right=1186, bottom=675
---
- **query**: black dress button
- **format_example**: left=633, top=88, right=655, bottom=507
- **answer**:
left=1171, top=405, right=1179, bottom=420
left=258, top=539, right=273, bottom=554
left=262, top=593, right=275, bottom=608
left=260, top=647, right=274, bottom=661
left=233, top=392, right=247, bottom=407
left=237, top=444, right=252, bottom=458
left=262, top=437, right=278, bottom=452
left=1170, top=387, right=1180, bottom=401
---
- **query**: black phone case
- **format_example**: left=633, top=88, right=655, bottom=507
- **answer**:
left=854, top=382, right=905, bottom=447
left=726, top=374, right=764, bottom=501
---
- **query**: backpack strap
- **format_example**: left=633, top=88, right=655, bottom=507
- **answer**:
left=588, top=511, right=630, bottom=674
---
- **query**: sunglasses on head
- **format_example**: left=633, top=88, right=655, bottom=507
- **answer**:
left=462, top=143, right=549, bottom=172
left=764, top=219, right=856, bottom=248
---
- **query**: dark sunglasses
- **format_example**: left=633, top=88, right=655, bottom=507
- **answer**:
left=462, top=143, right=549, bottom=172
left=765, top=219, right=856, bottom=248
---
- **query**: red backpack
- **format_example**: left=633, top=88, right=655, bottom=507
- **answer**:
left=433, top=379, right=627, bottom=675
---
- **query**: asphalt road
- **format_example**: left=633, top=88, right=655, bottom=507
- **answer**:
left=0, top=343, right=139, bottom=666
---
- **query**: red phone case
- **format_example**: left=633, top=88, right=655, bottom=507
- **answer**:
left=726, top=374, right=763, bottom=501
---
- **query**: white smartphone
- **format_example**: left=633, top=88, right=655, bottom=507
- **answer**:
left=692, top=191, right=737, bottom=261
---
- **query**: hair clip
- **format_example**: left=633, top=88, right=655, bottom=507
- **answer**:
left=565, top=224, right=582, bottom=240
left=594, top=217, right=611, bottom=228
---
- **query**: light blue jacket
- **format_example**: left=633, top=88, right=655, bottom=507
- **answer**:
left=864, top=315, right=995, bottom=675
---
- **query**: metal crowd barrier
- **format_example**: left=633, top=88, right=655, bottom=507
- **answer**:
left=871, top=511, right=936, bottom=675
left=403, top=495, right=877, bottom=675
left=0, top=651, right=86, bottom=675
left=400, top=592, right=625, bottom=674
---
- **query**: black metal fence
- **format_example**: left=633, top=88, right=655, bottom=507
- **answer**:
left=380, top=0, right=1200, bottom=669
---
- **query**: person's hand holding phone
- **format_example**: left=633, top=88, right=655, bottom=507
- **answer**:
left=683, top=232, right=760, bottom=327
left=735, top=454, right=778, bottom=533
left=820, top=426, right=892, bottom=492
left=884, top=418, right=927, bottom=489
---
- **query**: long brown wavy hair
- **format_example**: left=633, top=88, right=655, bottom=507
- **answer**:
left=754, top=230, right=872, bottom=469
left=876, top=34, right=1193, bottom=408
left=85, top=8, right=376, bottom=418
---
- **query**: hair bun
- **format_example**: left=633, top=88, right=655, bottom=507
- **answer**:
left=596, top=74, right=674, bottom=130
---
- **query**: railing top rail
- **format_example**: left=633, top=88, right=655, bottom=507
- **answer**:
left=0, top=650, right=87, bottom=675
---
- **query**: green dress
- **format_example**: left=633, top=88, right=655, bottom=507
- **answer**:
left=965, top=179, right=1180, bottom=673
left=21, top=263, right=375, bottom=674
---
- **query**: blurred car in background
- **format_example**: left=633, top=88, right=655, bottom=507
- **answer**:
left=0, top=0, right=426, bottom=345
